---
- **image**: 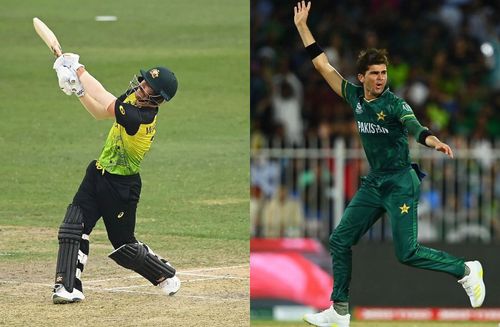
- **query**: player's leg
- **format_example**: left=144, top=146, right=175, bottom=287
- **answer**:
left=100, top=175, right=181, bottom=295
left=53, top=162, right=101, bottom=304
left=53, top=206, right=99, bottom=304
left=386, top=168, right=485, bottom=307
left=53, top=204, right=84, bottom=303
left=104, top=206, right=180, bottom=295
left=304, top=185, right=384, bottom=327
left=109, top=241, right=180, bottom=295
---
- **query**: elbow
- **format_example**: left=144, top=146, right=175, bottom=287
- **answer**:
left=314, top=62, right=329, bottom=76
left=88, top=110, right=108, bottom=120
left=94, top=110, right=112, bottom=120
left=312, top=61, right=323, bottom=71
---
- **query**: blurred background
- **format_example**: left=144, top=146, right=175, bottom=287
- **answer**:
left=250, top=0, right=500, bottom=324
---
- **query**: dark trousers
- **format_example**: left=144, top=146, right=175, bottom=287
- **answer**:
left=329, top=167, right=465, bottom=303
left=73, top=160, right=142, bottom=248
left=70, top=160, right=142, bottom=292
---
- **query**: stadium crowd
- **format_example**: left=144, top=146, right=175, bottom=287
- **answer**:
left=251, top=0, right=500, bottom=147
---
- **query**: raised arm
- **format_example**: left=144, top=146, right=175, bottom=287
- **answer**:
left=76, top=67, right=116, bottom=120
left=293, top=1, right=344, bottom=97
left=53, top=53, right=116, bottom=120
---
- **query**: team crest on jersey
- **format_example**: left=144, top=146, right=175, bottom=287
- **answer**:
left=149, top=68, right=160, bottom=78
left=377, top=111, right=386, bottom=121
left=355, top=101, right=363, bottom=114
left=119, top=105, right=126, bottom=115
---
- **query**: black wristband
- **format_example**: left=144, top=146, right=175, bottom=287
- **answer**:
left=418, top=129, right=433, bottom=146
left=306, top=42, right=324, bottom=60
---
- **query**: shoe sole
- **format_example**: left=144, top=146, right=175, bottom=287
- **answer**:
left=52, top=295, right=83, bottom=304
left=303, top=317, right=319, bottom=327
left=303, top=316, right=344, bottom=327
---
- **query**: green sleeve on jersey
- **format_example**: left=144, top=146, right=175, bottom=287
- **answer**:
left=341, top=79, right=348, bottom=100
left=341, top=79, right=362, bottom=108
left=396, top=100, right=428, bottom=139
left=405, top=119, right=428, bottom=140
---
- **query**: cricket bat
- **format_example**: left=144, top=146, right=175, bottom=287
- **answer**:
left=33, top=17, right=63, bottom=57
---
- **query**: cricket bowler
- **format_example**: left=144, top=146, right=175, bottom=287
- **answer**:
left=51, top=53, right=181, bottom=303
left=293, top=1, right=486, bottom=326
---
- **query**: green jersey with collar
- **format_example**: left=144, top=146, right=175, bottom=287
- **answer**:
left=341, top=79, right=427, bottom=171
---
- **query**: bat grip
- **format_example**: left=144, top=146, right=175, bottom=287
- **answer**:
left=53, top=48, right=63, bottom=57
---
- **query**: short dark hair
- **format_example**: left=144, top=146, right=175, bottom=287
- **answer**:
left=356, top=48, right=389, bottom=75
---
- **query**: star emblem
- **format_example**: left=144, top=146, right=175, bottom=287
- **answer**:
left=377, top=111, right=386, bottom=121
left=399, top=203, right=410, bottom=214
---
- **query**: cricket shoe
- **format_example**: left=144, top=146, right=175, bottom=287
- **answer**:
left=159, top=275, right=181, bottom=296
left=458, top=260, right=486, bottom=308
left=303, top=305, right=350, bottom=327
left=52, top=284, right=85, bottom=304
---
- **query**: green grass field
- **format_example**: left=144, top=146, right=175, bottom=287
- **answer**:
left=0, top=0, right=248, bottom=240
left=251, top=320, right=499, bottom=327
left=0, top=0, right=249, bottom=325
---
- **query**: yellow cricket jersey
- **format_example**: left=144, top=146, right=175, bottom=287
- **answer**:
left=97, top=92, right=158, bottom=175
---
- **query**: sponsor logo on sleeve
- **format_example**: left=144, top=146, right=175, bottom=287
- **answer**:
left=402, top=102, right=412, bottom=112
left=355, top=101, right=363, bottom=114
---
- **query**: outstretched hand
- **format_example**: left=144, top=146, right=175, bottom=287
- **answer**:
left=294, top=1, right=311, bottom=27
left=434, top=142, right=454, bottom=158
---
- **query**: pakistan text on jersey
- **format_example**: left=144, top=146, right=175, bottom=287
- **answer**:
left=357, top=121, right=389, bottom=134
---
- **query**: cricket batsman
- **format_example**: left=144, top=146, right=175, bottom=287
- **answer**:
left=51, top=53, right=181, bottom=303
left=293, top=2, right=486, bottom=326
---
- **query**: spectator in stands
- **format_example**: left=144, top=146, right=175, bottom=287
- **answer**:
left=271, top=59, right=304, bottom=145
left=262, top=185, right=305, bottom=237
left=250, top=185, right=266, bottom=237
left=251, top=0, right=499, bottom=141
left=251, top=157, right=280, bottom=198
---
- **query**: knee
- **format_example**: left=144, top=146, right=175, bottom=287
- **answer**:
left=395, top=246, right=418, bottom=265
left=109, top=236, right=137, bottom=250
left=329, top=231, right=348, bottom=255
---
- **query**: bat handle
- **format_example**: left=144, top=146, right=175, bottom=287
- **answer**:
left=53, top=46, right=63, bottom=58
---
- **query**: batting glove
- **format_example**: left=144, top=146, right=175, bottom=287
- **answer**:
left=56, top=66, right=74, bottom=95
left=53, top=53, right=84, bottom=71
left=55, top=66, right=85, bottom=97
left=71, top=80, right=85, bottom=97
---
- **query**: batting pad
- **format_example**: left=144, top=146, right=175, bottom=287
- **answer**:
left=109, top=243, right=176, bottom=285
left=55, top=204, right=84, bottom=292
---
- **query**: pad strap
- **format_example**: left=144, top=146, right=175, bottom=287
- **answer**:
left=109, top=243, right=176, bottom=285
